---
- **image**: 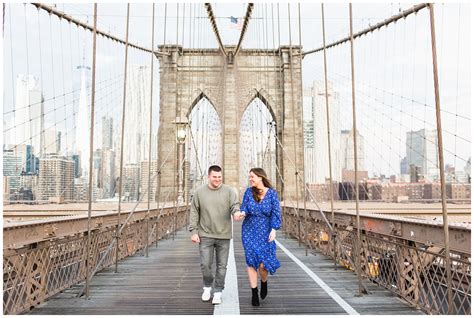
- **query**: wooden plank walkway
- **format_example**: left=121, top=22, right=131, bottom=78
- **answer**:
left=29, top=224, right=423, bottom=315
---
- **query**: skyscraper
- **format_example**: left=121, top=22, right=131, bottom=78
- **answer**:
left=101, top=149, right=116, bottom=198
left=10, top=144, right=35, bottom=174
left=44, top=129, right=61, bottom=154
left=341, top=129, right=365, bottom=172
left=14, top=75, right=44, bottom=156
left=124, top=65, right=151, bottom=165
left=102, top=116, right=113, bottom=150
left=406, top=129, right=439, bottom=180
left=123, top=164, right=140, bottom=201
left=38, top=154, right=75, bottom=201
left=140, top=160, right=157, bottom=201
left=304, top=81, right=342, bottom=184
left=302, top=87, right=314, bottom=148
left=76, top=65, right=91, bottom=178
left=3, top=149, right=22, bottom=192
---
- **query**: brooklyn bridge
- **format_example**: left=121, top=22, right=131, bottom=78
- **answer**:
left=2, top=3, right=471, bottom=315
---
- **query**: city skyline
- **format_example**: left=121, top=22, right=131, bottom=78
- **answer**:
left=2, top=3, right=471, bottom=203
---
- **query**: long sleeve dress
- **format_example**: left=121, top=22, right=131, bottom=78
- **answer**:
left=240, top=187, right=281, bottom=274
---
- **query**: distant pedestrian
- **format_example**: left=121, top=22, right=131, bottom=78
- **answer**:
left=236, top=167, right=281, bottom=306
left=189, top=165, right=240, bottom=305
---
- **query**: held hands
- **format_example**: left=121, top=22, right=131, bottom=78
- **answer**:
left=191, top=233, right=200, bottom=243
left=233, top=211, right=246, bottom=221
left=268, top=229, right=276, bottom=242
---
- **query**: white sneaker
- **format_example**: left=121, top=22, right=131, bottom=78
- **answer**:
left=201, top=287, right=212, bottom=301
left=212, top=292, right=222, bottom=305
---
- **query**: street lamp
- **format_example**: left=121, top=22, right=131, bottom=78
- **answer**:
left=174, top=117, right=188, bottom=203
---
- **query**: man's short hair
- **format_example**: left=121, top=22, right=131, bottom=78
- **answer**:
left=208, top=165, right=222, bottom=175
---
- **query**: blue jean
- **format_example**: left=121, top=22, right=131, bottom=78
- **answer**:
left=199, top=237, right=230, bottom=292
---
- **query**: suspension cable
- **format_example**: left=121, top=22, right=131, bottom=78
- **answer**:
left=301, top=3, right=429, bottom=57
left=31, top=3, right=168, bottom=56
left=233, top=3, right=254, bottom=57
left=204, top=3, right=227, bottom=57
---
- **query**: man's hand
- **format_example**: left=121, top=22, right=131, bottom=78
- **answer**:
left=191, top=233, right=200, bottom=243
left=268, top=229, right=276, bottom=242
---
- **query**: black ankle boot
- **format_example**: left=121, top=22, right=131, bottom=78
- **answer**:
left=260, top=281, right=267, bottom=299
left=251, top=287, right=260, bottom=306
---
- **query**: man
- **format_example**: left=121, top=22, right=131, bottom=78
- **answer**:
left=189, top=165, right=241, bottom=305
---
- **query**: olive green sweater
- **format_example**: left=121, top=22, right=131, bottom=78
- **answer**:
left=189, top=183, right=240, bottom=239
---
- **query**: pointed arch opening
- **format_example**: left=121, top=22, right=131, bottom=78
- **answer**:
left=239, top=96, right=277, bottom=192
left=188, top=96, right=222, bottom=192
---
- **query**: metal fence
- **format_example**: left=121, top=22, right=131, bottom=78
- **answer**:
left=282, top=206, right=471, bottom=315
left=3, top=206, right=188, bottom=315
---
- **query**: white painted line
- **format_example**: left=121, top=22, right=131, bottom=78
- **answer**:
left=275, top=239, right=359, bottom=315
left=214, top=239, right=240, bottom=315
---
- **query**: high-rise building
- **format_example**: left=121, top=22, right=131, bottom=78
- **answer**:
left=19, top=172, right=39, bottom=201
left=14, top=75, right=44, bottom=156
left=400, top=157, right=409, bottom=175
left=304, top=81, right=342, bottom=184
left=76, top=65, right=91, bottom=178
left=101, top=149, right=116, bottom=198
left=340, top=129, right=365, bottom=172
left=123, top=164, right=140, bottom=201
left=71, top=154, right=81, bottom=178
left=102, top=116, right=113, bottom=150
left=3, top=176, right=11, bottom=203
left=8, top=144, right=36, bottom=174
left=3, top=149, right=22, bottom=192
left=124, top=65, right=151, bottom=164
left=93, top=149, right=102, bottom=188
left=464, top=157, right=471, bottom=183
left=44, top=128, right=61, bottom=154
left=140, top=160, right=157, bottom=201
left=302, top=87, right=314, bottom=148
left=38, top=155, right=75, bottom=201
left=406, top=129, right=438, bottom=180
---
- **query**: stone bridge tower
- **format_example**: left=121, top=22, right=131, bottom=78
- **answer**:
left=156, top=45, right=304, bottom=201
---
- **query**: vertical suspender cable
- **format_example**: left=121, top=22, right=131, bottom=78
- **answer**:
left=276, top=4, right=288, bottom=236
left=145, top=3, right=155, bottom=258
left=297, top=3, right=309, bottom=256
left=85, top=3, right=98, bottom=298
left=115, top=3, right=130, bottom=273
left=428, top=3, right=453, bottom=314
left=287, top=4, right=301, bottom=246
left=156, top=3, right=167, bottom=227
left=321, top=3, right=337, bottom=270
left=172, top=3, right=180, bottom=241
left=348, top=3, right=364, bottom=296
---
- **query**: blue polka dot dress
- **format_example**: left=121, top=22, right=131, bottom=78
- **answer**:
left=240, top=187, right=281, bottom=274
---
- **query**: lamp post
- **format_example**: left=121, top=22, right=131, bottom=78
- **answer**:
left=175, top=118, right=188, bottom=204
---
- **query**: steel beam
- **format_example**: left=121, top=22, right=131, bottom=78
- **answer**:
left=3, top=205, right=185, bottom=249
left=283, top=205, right=471, bottom=254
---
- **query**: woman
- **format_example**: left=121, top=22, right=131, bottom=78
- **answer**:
left=239, top=167, right=281, bottom=306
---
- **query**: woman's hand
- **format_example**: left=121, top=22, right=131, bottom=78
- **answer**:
left=234, top=211, right=246, bottom=221
left=268, top=229, right=276, bottom=242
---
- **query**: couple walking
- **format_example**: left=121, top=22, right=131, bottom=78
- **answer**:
left=189, top=165, right=281, bottom=307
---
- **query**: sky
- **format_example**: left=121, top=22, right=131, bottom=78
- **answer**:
left=2, top=2, right=471, bottom=178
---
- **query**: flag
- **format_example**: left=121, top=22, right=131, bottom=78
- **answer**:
left=229, top=16, right=243, bottom=31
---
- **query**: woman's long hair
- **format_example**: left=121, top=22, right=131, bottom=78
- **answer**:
left=250, top=167, right=273, bottom=202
